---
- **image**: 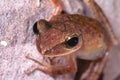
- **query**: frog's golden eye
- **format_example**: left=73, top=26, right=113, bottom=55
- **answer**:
left=64, top=35, right=79, bottom=48
left=33, top=19, right=51, bottom=34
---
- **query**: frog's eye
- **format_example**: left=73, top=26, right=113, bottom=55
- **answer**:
left=33, top=22, right=39, bottom=34
left=33, top=19, right=51, bottom=34
left=64, top=35, right=79, bottom=48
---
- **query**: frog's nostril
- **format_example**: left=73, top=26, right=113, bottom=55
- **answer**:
left=33, top=22, right=39, bottom=34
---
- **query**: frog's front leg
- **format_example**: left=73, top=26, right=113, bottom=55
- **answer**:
left=25, top=54, right=52, bottom=75
left=83, top=0, right=118, bottom=47
left=49, top=55, right=77, bottom=76
left=25, top=54, right=77, bottom=76
left=80, top=52, right=108, bottom=80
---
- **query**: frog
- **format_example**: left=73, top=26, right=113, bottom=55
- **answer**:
left=25, top=0, right=118, bottom=80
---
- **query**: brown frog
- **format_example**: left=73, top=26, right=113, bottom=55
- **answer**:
left=25, top=0, right=118, bottom=80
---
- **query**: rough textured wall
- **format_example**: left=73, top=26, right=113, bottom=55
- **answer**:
left=0, top=0, right=120, bottom=80
left=0, top=0, right=54, bottom=80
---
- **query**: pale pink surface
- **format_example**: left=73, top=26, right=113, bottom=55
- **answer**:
left=0, top=0, right=54, bottom=80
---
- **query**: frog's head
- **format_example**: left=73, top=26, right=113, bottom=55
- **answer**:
left=33, top=19, right=83, bottom=57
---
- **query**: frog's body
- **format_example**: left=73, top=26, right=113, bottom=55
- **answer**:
left=37, top=14, right=107, bottom=60
left=25, top=0, right=118, bottom=80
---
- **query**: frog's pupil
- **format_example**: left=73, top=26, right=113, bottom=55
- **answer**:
left=33, top=22, right=39, bottom=34
left=65, top=37, right=78, bottom=48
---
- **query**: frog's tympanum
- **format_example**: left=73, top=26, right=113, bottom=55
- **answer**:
left=25, top=0, right=118, bottom=80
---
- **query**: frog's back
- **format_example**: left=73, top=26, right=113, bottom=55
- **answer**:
left=50, top=14, right=105, bottom=45
left=50, top=14, right=104, bottom=36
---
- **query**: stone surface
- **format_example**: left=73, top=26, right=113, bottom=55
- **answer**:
left=0, top=0, right=120, bottom=80
left=0, top=0, right=54, bottom=80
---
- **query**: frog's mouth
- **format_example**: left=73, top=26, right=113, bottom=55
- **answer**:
left=42, top=43, right=82, bottom=57
left=36, top=35, right=83, bottom=57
